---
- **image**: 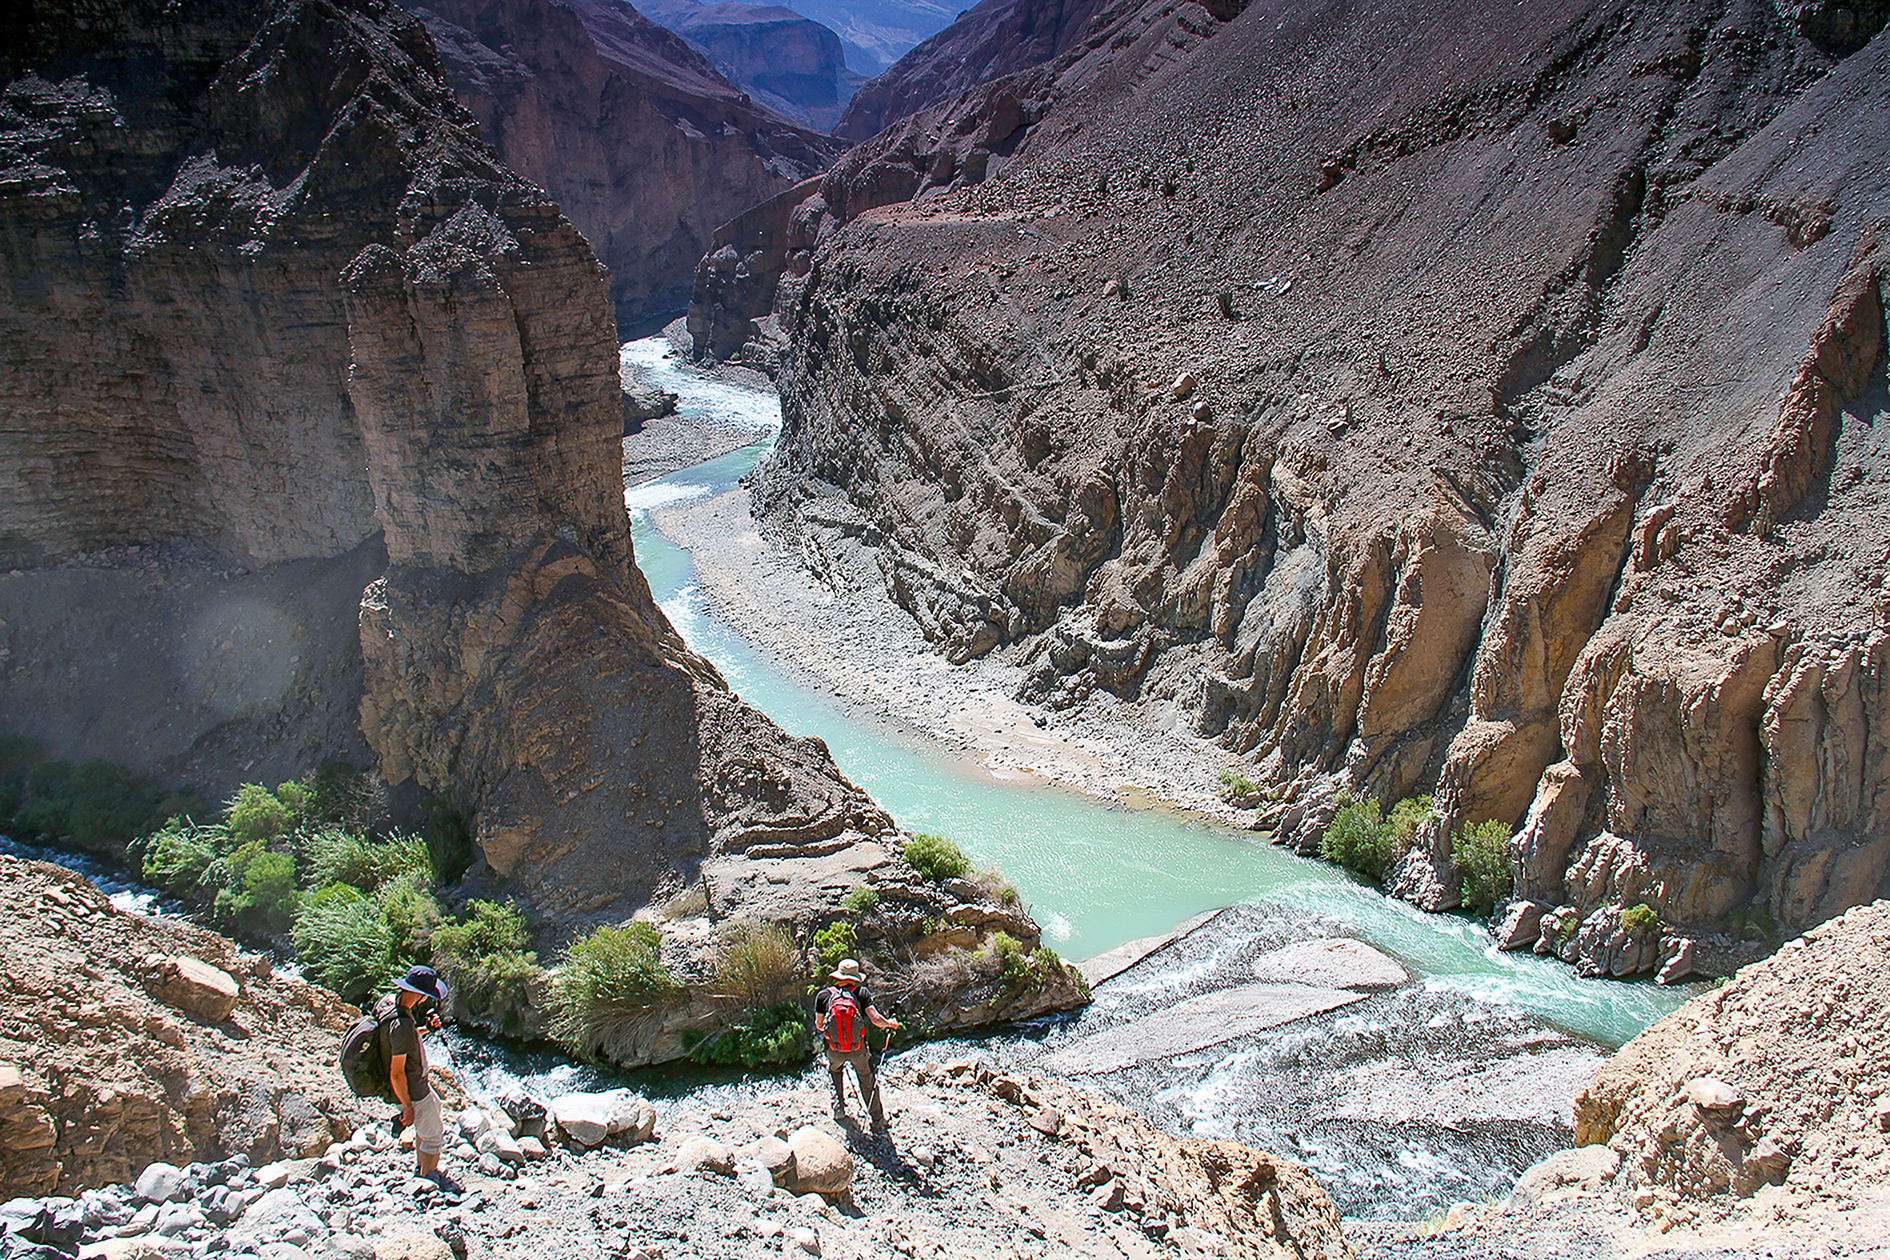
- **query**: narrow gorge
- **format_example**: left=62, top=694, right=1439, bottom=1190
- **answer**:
left=695, top=0, right=1890, bottom=982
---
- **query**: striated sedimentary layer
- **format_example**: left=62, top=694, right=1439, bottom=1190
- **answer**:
left=0, top=0, right=1084, bottom=1043
left=0, top=854, right=359, bottom=1198
left=413, top=0, right=840, bottom=330
left=705, top=0, right=1890, bottom=977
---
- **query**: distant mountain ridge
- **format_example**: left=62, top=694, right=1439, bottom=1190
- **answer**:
left=636, top=0, right=862, bottom=131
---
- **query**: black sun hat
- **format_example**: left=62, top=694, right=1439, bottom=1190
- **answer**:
left=396, top=965, right=445, bottom=1004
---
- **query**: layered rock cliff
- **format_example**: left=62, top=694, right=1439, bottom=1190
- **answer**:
left=0, top=0, right=1079, bottom=1021
left=637, top=0, right=860, bottom=133
left=707, top=0, right=1890, bottom=978
left=412, top=0, right=840, bottom=329
left=834, top=0, right=1113, bottom=143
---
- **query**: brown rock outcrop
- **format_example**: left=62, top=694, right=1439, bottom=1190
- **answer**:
left=413, top=0, right=840, bottom=330
left=721, top=0, right=1890, bottom=976
left=1568, top=901, right=1890, bottom=1231
left=0, top=855, right=358, bottom=1198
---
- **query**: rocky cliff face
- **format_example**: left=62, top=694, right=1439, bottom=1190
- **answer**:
left=412, top=0, right=841, bottom=329
left=0, top=0, right=1030, bottom=967
left=0, top=855, right=358, bottom=1198
left=834, top=0, right=1114, bottom=142
left=715, top=0, right=1890, bottom=978
left=637, top=0, right=860, bottom=133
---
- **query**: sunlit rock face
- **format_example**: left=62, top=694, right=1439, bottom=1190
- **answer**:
left=708, top=0, right=1890, bottom=974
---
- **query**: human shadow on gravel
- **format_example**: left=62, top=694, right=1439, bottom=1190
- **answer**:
left=837, top=1122, right=939, bottom=1198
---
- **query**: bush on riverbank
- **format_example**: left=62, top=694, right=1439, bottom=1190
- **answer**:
left=684, top=1000, right=809, bottom=1068
left=1452, top=818, right=1513, bottom=917
left=904, top=832, right=971, bottom=881
left=0, top=737, right=198, bottom=854
left=430, top=899, right=541, bottom=1035
left=548, top=921, right=683, bottom=1059
left=1320, top=793, right=1431, bottom=884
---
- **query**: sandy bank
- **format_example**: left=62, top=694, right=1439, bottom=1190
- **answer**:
left=648, top=487, right=1254, bottom=820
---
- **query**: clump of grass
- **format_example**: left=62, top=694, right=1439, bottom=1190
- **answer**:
left=548, top=922, right=682, bottom=1058
left=1621, top=902, right=1658, bottom=933
left=903, top=832, right=971, bottom=881
left=714, top=920, right=800, bottom=1007
left=1218, top=768, right=1260, bottom=801
left=841, top=885, right=880, bottom=915
left=1452, top=819, right=1513, bottom=918
left=293, top=883, right=401, bottom=1003
left=661, top=883, right=710, bottom=920
left=974, top=868, right=1021, bottom=908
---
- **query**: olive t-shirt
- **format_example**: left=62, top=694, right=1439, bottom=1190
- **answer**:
left=377, top=997, right=431, bottom=1101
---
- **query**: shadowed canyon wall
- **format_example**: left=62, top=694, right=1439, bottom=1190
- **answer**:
left=412, top=0, right=841, bottom=331
left=0, top=0, right=892, bottom=934
left=705, top=0, right=1890, bottom=977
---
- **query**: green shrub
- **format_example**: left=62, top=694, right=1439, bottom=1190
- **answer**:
left=216, top=839, right=299, bottom=933
left=0, top=735, right=45, bottom=821
left=431, top=900, right=539, bottom=1027
left=293, top=883, right=400, bottom=1002
left=841, top=885, right=879, bottom=915
left=548, top=921, right=682, bottom=1059
left=306, top=760, right=385, bottom=833
left=715, top=921, right=800, bottom=1007
left=225, top=783, right=292, bottom=844
left=1218, top=769, right=1260, bottom=800
left=9, top=757, right=185, bottom=851
left=376, top=876, right=443, bottom=959
left=1621, top=902, right=1658, bottom=933
left=684, top=1001, right=809, bottom=1069
left=812, top=921, right=858, bottom=972
left=1451, top=819, right=1513, bottom=918
left=904, top=832, right=971, bottom=881
left=302, top=829, right=431, bottom=893
left=1320, top=793, right=1431, bottom=884
left=140, top=818, right=225, bottom=895
left=992, top=931, right=1030, bottom=989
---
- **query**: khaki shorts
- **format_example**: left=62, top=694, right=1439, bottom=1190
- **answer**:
left=411, top=1092, right=445, bottom=1156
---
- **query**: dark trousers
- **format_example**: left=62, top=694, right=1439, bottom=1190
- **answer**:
left=825, top=1044, right=883, bottom=1125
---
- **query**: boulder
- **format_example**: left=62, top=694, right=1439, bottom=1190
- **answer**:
left=227, top=1188, right=326, bottom=1250
left=673, top=1135, right=734, bottom=1176
left=372, top=1229, right=454, bottom=1260
left=548, top=1095, right=612, bottom=1148
left=783, top=1128, right=852, bottom=1196
left=474, top=1126, right=525, bottom=1165
left=604, top=1094, right=656, bottom=1144
left=132, top=1163, right=187, bottom=1204
left=1684, top=1077, right=1744, bottom=1113
left=1037, top=983, right=1369, bottom=1074
left=1248, top=939, right=1408, bottom=990
left=753, top=1136, right=795, bottom=1185
left=144, top=957, right=240, bottom=1023
left=1494, top=901, right=1553, bottom=951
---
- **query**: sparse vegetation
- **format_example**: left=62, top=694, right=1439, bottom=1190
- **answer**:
left=841, top=885, right=880, bottom=915
left=813, top=921, right=858, bottom=972
left=1621, top=902, right=1658, bottom=933
left=661, top=883, right=711, bottom=920
left=1451, top=819, right=1513, bottom=918
left=1218, top=768, right=1261, bottom=801
left=974, top=868, right=1021, bottom=909
left=904, top=832, right=971, bottom=881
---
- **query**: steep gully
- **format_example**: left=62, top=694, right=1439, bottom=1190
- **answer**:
left=695, top=0, right=1890, bottom=980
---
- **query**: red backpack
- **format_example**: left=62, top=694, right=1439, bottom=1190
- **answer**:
left=825, top=986, right=864, bottom=1052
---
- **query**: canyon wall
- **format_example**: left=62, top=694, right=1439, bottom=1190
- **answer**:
left=717, top=0, right=1890, bottom=977
left=636, top=0, right=860, bottom=133
left=834, top=0, right=1116, bottom=142
left=0, top=0, right=909, bottom=941
left=413, top=0, right=840, bottom=330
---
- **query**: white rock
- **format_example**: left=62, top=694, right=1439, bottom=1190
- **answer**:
left=134, top=1164, right=188, bottom=1204
left=517, top=1136, right=549, bottom=1161
left=1249, top=938, right=1408, bottom=989
left=254, top=1163, right=292, bottom=1191
left=549, top=1094, right=613, bottom=1148
left=789, top=1225, right=821, bottom=1255
left=1685, top=1077, right=1744, bottom=1111
left=675, top=1135, right=734, bottom=1176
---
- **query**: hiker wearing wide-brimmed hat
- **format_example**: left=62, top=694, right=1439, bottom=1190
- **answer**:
left=814, top=958, right=900, bottom=1131
left=382, top=965, right=456, bottom=1191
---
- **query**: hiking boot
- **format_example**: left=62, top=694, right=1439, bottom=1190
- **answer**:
left=421, top=1170, right=464, bottom=1197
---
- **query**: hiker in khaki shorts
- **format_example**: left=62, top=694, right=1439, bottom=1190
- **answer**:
left=813, top=958, right=900, bottom=1131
